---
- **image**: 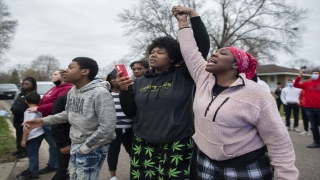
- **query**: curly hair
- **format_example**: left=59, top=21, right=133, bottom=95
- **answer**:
left=25, top=91, right=41, bottom=105
left=130, top=60, right=149, bottom=69
left=147, top=36, right=183, bottom=65
left=72, top=57, right=98, bottom=80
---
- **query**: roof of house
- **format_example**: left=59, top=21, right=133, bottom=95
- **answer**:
left=257, top=64, right=311, bottom=76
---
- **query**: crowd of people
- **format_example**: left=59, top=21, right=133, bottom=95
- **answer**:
left=9, top=5, right=320, bottom=180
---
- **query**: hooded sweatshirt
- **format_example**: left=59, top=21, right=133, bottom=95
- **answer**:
left=178, top=28, right=298, bottom=179
left=293, top=76, right=320, bottom=108
left=120, top=65, right=194, bottom=145
left=42, top=79, right=117, bottom=154
left=37, top=82, right=73, bottom=117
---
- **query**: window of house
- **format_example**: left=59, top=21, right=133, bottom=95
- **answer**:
left=270, top=75, right=275, bottom=82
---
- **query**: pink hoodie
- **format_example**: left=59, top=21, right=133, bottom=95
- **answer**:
left=178, top=28, right=298, bottom=180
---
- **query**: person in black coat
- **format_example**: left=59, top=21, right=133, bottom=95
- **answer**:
left=10, top=77, right=37, bottom=158
left=51, top=75, right=71, bottom=180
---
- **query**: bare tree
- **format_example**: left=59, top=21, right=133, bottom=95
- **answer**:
left=31, top=54, right=60, bottom=81
left=118, top=0, right=204, bottom=59
left=8, top=69, right=20, bottom=84
left=287, top=58, right=318, bottom=71
left=0, top=72, right=10, bottom=83
left=98, top=57, right=132, bottom=79
left=0, top=0, right=18, bottom=63
left=118, top=0, right=308, bottom=64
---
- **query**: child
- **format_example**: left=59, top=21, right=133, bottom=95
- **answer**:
left=16, top=92, right=44, bottom=180
left=23, top=57, right=117, bottom=180
left=10, top=77, right=37, bottom=159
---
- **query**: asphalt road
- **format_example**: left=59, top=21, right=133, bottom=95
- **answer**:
left=1, top=99, right=319, bottom=180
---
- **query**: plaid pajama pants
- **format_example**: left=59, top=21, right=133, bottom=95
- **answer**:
left=197, top=148, right=274, bottom=180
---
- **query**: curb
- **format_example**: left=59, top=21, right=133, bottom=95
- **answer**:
left=0, top=161, right=16, bottom=180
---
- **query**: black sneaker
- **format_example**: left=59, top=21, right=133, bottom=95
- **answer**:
left=15, top=152, right=27, bottom=159
left=12, top=150, right=21, bottom=156
left=18, top=174, right=39, bottom=180
left=307, top=142, right=320, bottom=148
left=16, top=169, right=30, bottom=178
left=38, top=165, right=58, bottom=174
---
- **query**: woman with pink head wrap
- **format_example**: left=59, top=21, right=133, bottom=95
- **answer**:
left=173, top=5, right=298, bottom=180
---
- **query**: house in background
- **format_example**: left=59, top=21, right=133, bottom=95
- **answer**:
left=256, top=64, right=311, bottom=92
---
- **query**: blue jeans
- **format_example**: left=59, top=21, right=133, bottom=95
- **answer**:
left=26, top=135, right=45, bottom=176
left=43, top=125, right=58, bottom=168
left=69, top=143, right=109, bottom=180
left=304, top=108, right=320, bottom=144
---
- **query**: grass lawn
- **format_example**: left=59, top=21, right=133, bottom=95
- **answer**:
left=0, top=116, right=16, bottom=162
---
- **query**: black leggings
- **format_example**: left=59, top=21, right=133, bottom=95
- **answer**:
left=13, top=121, right=26, bottom=153
left=51, top=147, right=70, bottom=180
left=107, top=128, right=133, bottom=171
left=301, top=106, right=309, bottom=131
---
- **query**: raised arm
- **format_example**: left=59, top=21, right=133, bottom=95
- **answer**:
left=293, top=69, right=306, bottom=89
left=172, top=6, right=210, bottom=81
left=173, top=10, right=208, bottom=82
left=190, top=16, right=210, bottom=59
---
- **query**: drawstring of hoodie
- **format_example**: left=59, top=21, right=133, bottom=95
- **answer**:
left=156, top=70, right=168, bottom=99
left=145, top=74, right=155, bottom=104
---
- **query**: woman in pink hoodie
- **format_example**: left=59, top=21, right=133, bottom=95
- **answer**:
left=173, top=6, right=299, bottom=180
left=27, top=70, right=72, bottom=174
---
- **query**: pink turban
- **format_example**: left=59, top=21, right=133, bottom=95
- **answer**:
left=226, top=46, right=257, bottom=80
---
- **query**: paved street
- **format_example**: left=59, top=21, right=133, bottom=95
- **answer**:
left=1, top=99, right=319, bottom=180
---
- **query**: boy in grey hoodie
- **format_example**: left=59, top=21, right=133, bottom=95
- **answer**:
left=23, top=57, right=117, bottom=180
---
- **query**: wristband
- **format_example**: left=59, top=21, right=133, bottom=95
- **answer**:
left=179, top=26, right=190, bottom=30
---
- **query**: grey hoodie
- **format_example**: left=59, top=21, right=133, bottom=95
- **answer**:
left=42, top=79, right=117, bottom=154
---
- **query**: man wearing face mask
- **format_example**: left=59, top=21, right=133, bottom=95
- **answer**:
left=281, top=79, right=302, bottom=132
left=294, top=69, right=320, bottom=148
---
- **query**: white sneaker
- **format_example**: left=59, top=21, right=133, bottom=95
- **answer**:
left=110, top=177, right=118, bottom=180
left=286, top=126, right=291, bottom=131
left=299, top=131, right=311, bottom=136
left=294, top=127, right=300, bottom=132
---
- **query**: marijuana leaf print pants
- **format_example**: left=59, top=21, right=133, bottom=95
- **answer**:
left=130, top=135, right=194, bottom=180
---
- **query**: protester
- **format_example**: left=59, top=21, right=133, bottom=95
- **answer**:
left=130, top=60, right=149, bottom=78
left=293, top=69, right=320, bottom=148
left=51, top=71, right=71, bottom=180
left=117, top=7, right=209, bottom=179
left=280, top=79, right=302, bottom=131
left=23, top=57, right=117, bottom=180
left=106, top=69, right=133, bottom=180
left=27, top=70, right=72, bottom=174
left=16, top=92, right=44, bottom=180
left=10, top=77, right=37, bottom=159
left=174, top=6, right=299, bottom=179
left=299, top=78, right=311, bottom=136
left=275, top=82, right=284, bottom=111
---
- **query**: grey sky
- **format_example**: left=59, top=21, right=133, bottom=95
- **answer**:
left=2, top=0, right=320, bottom=71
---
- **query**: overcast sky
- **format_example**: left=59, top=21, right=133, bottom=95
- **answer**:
left=2, top=0, right=320, bottom=72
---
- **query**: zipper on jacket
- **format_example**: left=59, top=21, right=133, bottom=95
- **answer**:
left=204, top=93, right=217, bottom=117
left=212, top=97, right=229, bottom=122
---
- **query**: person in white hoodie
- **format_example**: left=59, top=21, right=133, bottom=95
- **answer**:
left=281, top=79, right=302, bottom=131
left=22, top=57, right=117, bottom=180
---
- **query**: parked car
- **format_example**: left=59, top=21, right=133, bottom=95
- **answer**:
left=0, top=83, right=19, bottom=100
left=37, top=82, right=55, bottom=98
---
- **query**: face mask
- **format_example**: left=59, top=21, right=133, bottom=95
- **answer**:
left=311, top=74, right=319, bottom=80
left=287, top=83, right=293, bottom=87
left=53, top=79, right=62, bottom=86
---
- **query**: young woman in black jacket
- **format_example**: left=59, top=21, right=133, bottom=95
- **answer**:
left=117, top=7, right=209, bottom=180
left=10, top=77, right=37, bottom=158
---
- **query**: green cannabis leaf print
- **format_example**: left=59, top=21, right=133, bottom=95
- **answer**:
left=130, top=135, right=194, bottom=180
